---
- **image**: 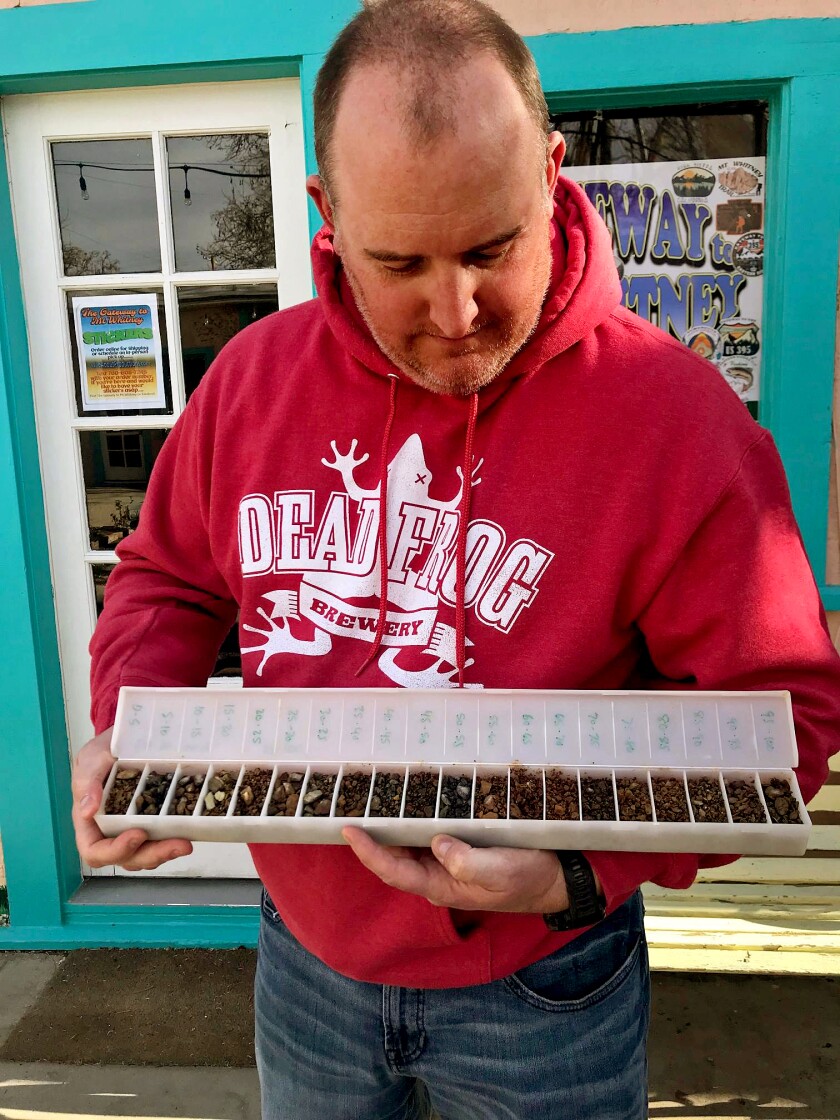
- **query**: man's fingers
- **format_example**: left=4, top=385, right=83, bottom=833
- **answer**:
left=120, top=839, right=193, bottom=871
left=431, top=836, right=517, bottom=894
left=342, top=827, right=439, bottom=896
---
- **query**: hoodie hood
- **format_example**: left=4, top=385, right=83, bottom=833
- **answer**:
left=311, top=174, right=623, bottom=392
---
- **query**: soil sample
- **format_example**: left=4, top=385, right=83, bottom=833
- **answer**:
left=616, top=776, right=653, bottom=822
left=202, top=770, right=238, bottom=817
left=403, top=771, right=439, bottom=818
left=725, top=779, right=767, bottom=823
left=761, top=778, right=803, bottom=824
left=267, top=771, right=304, bottom=817
left=439, top=773, right=473, bottom=819
left=544, top=771, right=579, bottom=820
left=369, top=771, right=405, bottom=817
left=136, top=771, right=175, bottom=816
left=170, top=772, right=206, bottom=816
left=302, top=772, right=337, bottom=817
left=474, top=775, right=508, bottom=820
left=687, top=777, right=728, bottom=823
left=509, top=768, right=544, bottom=820
left=581, top=777, right=616, bottom=821
left=104, top=768, right=141, bottom=814
left=651, top=777, right=690, bottom=822
left=335, top=771, right=372, bottom=817
left=233, top=768, right=273, bottom=816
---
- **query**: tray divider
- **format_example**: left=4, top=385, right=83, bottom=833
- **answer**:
left=260, top=766, right=281, bottom=818
left=192, top=765, right=214, bottom=817
left=126, top=763, right=152, bottom=816
left=645, top=772, right=658, bottom=825
left=329, top=765, right=345, bottom=818
left=227, top=765, right=248, bottom=817
left=681, top=770, right=696, bottom=824
left=159, top=764, right=184, bottom=817
left=432, top=766, right=444, bottom=819
left=295, top=766, right=312, bottom=818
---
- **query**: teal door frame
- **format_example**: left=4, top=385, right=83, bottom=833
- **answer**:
left=0, top=6, right=837, bottom=947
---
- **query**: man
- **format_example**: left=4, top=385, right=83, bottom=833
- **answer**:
left=73, top=2, right=840, bottom=1117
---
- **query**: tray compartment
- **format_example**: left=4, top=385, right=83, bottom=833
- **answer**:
left=686, top=771, right=731, bottom=824
left=199, top=764, right=244, bottom=817
left=334, top=765, right=374, bottom=818
left=544, top=767, right=580, bottom=820
left=102, top=761, right=142, bottom=815
left=473, top=768, right=509, bottom=820
left=613, top=769, right=655, bottom=823
left=265, top=768, right=305, bottom=817
left=438, top=767, right=476, bottom=820
left=300, top=766, right=340, bottom=817
left=232, top=766, right=275, bottom=817
left=758, top=771, right=805, bottom=825
left=723, top=770, right=770, bottom=824
left=165, top=763, right=210, bottom=817
left=649, top=770, right=692, bottom=823
left=402, top=765, right=441, bottom=818
left=580, top=770, right=617, bottom=822
left=508, top=765, right=545, bottom=821
left=367, top=767, right=408, bottom=818
left=132, top=764, right=177, bottom=817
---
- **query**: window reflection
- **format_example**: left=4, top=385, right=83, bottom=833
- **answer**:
left=178, top=284, right=279, bottom=398
left=91, top=563, right=114, bottom=617
left=553, top=103, right=767, bottom=167
left=80, top=428, right=168, bottom=549
left=52, top=139, right=161, bottom=275
left=167, top=134, right=275, bottom=272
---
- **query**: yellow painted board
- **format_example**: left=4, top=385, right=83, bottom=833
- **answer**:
left=696, top=857, right=840, bottom=883
left=649, top=945, right=840, bottom=974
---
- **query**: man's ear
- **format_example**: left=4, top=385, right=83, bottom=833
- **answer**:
left=306, top=174, right=336, bottom=231
left=544, top=131, right=566, bottom=200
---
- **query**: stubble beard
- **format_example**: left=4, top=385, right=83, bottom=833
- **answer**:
left=342, top=255, right=552, bottom=398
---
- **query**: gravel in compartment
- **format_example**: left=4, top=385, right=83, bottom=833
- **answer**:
left=169, top=772, right=206, bottom=816
left=581, top=777, right=616, bottom=821
left=474, top=775, right=508, bottom=820
left=725, top=779, right=767, bottom=823
left=509, top=768, right=544, bottom=820
left=651, top=777, right=690, bottom=822
left=403, top=771, right=439, bottom=818
left=202, top=770, right=238, bottom=817
left=136, top=771, right=175, bottom=816
left=544, top=771, right=580, bottom=820
left=439, top=773, right=473, bottom=819
left=687, top=777, right=728, bottom=823
left=616, top=776, right=653, bottom=822
left=302, top=772, right=337, bottom=817
left=104, top=769, right=141, bottom=814
left=233, top=769, right=273, bottom=816
left=335, top=771, right=372, bottom=817
left=368, top=771, right=405, bottom=817
left=761, top=778, right=803, bottom=824
left=267, top=771, right=304, bottom=817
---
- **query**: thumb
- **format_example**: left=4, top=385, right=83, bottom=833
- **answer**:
left=431, top=835, right=494, bottom=886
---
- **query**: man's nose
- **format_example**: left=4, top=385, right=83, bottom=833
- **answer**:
left=426, top=268, right=480, bottom=339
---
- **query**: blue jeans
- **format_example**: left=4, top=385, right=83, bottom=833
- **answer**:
left=255, top=889, right=649, bottom=1120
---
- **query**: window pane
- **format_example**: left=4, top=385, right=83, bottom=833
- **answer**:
left=557, top=103, right=767, bottom=420
left=52, top=139, right=161, bottom=275
left=66, top=289, right=172, bottom=418
left=81, top=428, right=168, bottom=549
left=553, top=102, right=767, bottom=167
left=167, top=134, right=276, bottom=272
left=211, top=622, right=242, bottom=679
left=91, top=563, right=115, bottom=617
left=177, top=284, right=279, bottom=398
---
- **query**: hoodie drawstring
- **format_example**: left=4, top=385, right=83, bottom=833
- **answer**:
left=357, top=378, right=478, bottom=689
left=455, top=392, right=479, bottom=688
left=356, top=373, right=400, bottom=676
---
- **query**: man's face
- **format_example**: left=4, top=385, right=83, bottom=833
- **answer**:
left=308, top=57, right=565, bottom=396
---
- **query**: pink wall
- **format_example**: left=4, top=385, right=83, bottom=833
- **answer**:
left=489, top=0, right=839, bottom=34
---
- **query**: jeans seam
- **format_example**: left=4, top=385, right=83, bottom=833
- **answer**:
left=402, top=989, right=426, bottom=1064
left=502, top=932, right=644, bottom=1014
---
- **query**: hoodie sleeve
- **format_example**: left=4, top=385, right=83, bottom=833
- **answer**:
left=586, top=430, right=840, bottom=912
left=89, top=389, right=238, bottom=734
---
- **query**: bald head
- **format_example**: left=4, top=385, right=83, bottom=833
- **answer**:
left=314, top=0, right=550, bottom=201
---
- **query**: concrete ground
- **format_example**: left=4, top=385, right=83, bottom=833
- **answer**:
left=0, top=952, right=837, bottom=1120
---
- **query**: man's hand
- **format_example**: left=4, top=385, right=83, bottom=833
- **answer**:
left=342, top=827, right=573, bottom=914
left=72, top=727, right=193, bottom=871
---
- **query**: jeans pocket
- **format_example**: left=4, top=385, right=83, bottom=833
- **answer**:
left=260, top=888, right=283, bottom=926
left=504, top=899, right=646, bottom=1013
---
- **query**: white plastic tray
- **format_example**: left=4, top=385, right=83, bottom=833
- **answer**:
left=97, top=687, right=811, bottom=855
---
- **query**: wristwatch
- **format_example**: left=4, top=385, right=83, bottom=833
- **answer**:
left=542, top=851, right=606, bottom=931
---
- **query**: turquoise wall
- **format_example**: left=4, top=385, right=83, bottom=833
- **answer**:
left=0, top=4, right=837, bottom=947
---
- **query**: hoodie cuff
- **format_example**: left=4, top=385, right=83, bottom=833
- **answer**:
left=584, top=850, right=702, bottom=913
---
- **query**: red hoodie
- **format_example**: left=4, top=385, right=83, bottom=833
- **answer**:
left=90, top=177, right=840, bottom=987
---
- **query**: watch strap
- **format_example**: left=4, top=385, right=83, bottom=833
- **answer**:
left=543, top=851, right=606, bottom=932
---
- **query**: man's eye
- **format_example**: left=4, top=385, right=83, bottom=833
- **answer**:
left=383, top=261, right=420, bottom=275
left=468, top=248, right=509, bottom=265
